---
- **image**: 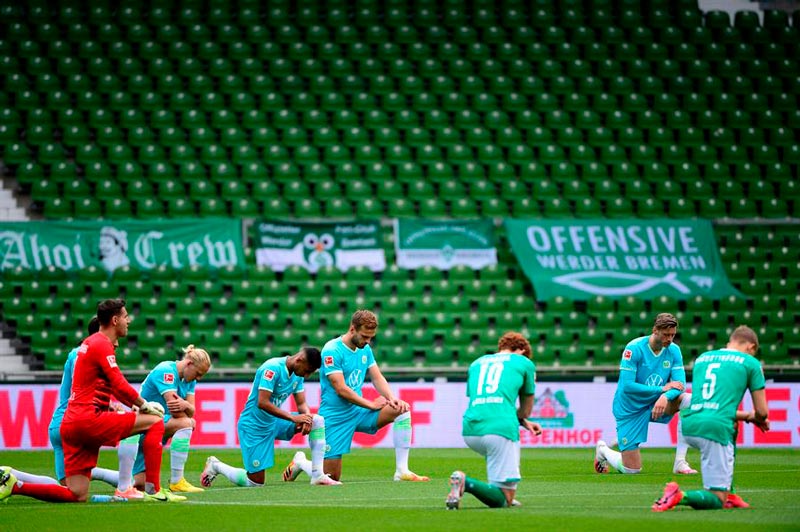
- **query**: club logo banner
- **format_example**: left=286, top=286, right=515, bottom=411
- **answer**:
left=254, top=220, right=385, bottom=272
left=0, top=219, right=243, bottom=273
left=394, top=219, right=497, bottom=270
left=504, top=219, right=743, bottom=300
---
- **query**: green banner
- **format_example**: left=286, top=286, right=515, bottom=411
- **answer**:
left=0, top=219, right=244, bottom=272
left=254, top=219, right=385, bottom=272
left=394, top=219, right=497, bottom=269
left=504, top=218, right=742, bottom=300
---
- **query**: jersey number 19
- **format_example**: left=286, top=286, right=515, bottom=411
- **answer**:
left=477, top=362, right=504, bottom=395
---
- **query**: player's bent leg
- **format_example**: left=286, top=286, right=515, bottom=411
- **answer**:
left=619, top=449, right=643, bottom=473
left=386, top=411, right=429, bottom=482
left=680, top=489, right=725, bottom=510
left=8, top=468, right=59, bottom=485
left=324, top=458, right=343, bottom=481
left=167, top=417, right=203, bottom=493
left=597, top=443, right=641, bottom=474
left=671, top=393, right=697, bottom=474
left=137, top=418, right=166, bottom=496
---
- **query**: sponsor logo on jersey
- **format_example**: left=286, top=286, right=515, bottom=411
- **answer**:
left=78, top=344, right=89, bottom=354
left=346, top=370, right=362, bottom=388
left=622, top=349, right=632, bottom=360
left=324, top=356, right=334, bottom=367
left=646, top=374, right=664, bottom=387
left=265, top=370, right=275, bottom=381
left=106, top=355, right=118, bottom=368
left=164, top=373, right=174, bottom=384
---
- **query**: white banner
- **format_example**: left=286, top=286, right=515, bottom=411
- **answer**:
left=1, top=382, right=798, bottom=450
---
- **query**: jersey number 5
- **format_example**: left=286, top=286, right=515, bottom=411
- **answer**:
left=701, top=363, right=721, bottom=400
left=477, top=362, right=504, bottom=395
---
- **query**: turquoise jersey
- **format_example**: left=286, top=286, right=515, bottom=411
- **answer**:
left=47, top=347, right=78, bottom=432
left=238, top=356, right=305, bottom=431
left=612, top=336, right=686, bottom=419
left=139, top=361, right=196, bottom=411
left=319, top=336, right=376, bottom=416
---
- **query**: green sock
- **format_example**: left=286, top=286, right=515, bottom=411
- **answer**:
left=464, top=476, right=508, bottom=508
left=681, top=490, right=724, bottom=510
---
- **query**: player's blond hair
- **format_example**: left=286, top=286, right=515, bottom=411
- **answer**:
left=730, top=325, right=759, bottom=351
left=350, top=309, right=378, bottom=330
left=653, top=313, right=678, bottom=330
left=182, top=344, right=211, bottom=369
left=498, top=332, right=532, bottom=358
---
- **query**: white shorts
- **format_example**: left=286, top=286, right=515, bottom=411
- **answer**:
left=685, top=435, right=734, bottom=491
left=463, top=434, right=520, bottom=489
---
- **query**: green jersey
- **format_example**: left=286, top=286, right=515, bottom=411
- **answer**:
left=681, top=348, right=766, bottom=445
left=462, top=352, right=536, bottom=441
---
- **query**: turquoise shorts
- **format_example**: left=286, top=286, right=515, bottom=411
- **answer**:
left=48, top=426, right=65, bottom=481
left=322, top=406, right=380, bottom=459
left=616, top=411, right=674, bottom=452
left=238, top=418, right=297, bottom=474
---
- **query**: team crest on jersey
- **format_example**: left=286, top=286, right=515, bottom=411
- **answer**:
left=361, top=355, right=367, bottom=364
left=106, top=355, right=118, bottom=368
left=265, top=370, right=275, bottom=381
left=324, top=356, right=334, bottom=367
left=292, top=382, right=297, bottom=390
left=622, top=349, right=632, bottom=360
left=164, top=373, right=174, bottom=384
left=663, top=360, right=671, bottom=368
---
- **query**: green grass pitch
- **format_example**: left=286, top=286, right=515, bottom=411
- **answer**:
left=2, top=448, right=799, bottom=531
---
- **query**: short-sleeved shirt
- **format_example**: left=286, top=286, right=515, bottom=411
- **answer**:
left=681, top=348, right=766, bottom=445
left=462, top=352, right=537, bottom=441
left=48, top=347, right=79, bottom=432
left=238, top=356, right=305, bottom=432
left=319, top=337, right=376, bottom=416
left=139, top=361, right=196, bottom=410
left=612, top=336, right=685, bottom=419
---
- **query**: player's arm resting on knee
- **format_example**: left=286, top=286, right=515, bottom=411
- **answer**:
left=618, top=366, right=675, bottom=401
left=163, top=391, right=193, bottom=417
left=517, top=394, right=542, bottom=435
left=663, top=358, right=686, bottom=402
left=328, top=372, right=386, bottom=410
left=368, top=365, right=408, bottom=412
left=257, top=389, right=313, bottom=426
left=293, top=391, right=313, bottom=434
left=740, top=388, right=770, bottom=432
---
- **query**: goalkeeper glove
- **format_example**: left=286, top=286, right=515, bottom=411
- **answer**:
left=140, top=401, right=165, bottom=418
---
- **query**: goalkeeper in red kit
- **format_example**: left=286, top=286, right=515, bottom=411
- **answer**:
left=0, top=299, right=182, bottom=503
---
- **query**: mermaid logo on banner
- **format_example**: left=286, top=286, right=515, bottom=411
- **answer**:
left=504, top=218, right=743, bottom=300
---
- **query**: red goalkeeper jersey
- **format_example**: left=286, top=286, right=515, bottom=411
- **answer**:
left=63, top=332, right=139, bottom=421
